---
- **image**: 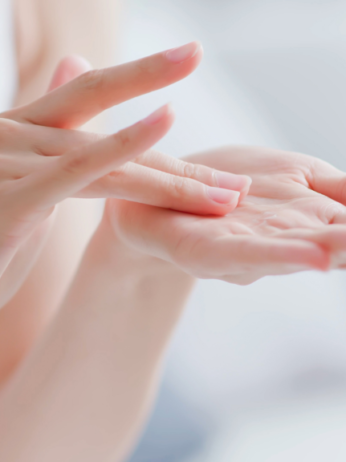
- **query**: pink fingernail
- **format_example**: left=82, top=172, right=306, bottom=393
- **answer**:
left=165, top=41, right=202, bottom=63
left=215, top=172, right=252, bottom=191
left=207, top=187, right=240, bottom=205
left=142, top=104, right=172, bottom=126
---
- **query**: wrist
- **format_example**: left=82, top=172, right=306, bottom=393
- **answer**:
left=90, top=201, right=194, bottom=285
left=61, top=203, right=195, bottom=320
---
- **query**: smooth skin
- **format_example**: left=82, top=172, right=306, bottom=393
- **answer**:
left=1, top=0, right=215, bottom=392
left=0, top=43, right=250, bottom=384
left=4, top=144, right=346, bottom=461
left=0, top=42, right=250, bottom=461
left=0, top=215, right=196, bottom=462
left=0, top=46, right=249, bottom=301
left=0, top=43, right=251, bottom=292
left=1, top=0, right=127, bottom=386
left=1, top=1, right=346, bottom=460
left=108, top=146, right=346, bottom=285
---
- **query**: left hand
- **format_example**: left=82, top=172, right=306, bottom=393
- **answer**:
left=105, top=145, right=346, bottom=285
left=0, top=47, right=251, bottom=307
left=4, top=43, right=249, bottom=215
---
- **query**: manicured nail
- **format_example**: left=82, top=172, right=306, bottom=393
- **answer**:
left=166, top=41, right=202, bottom=63
left=215, top=172, right=252, bottom=191
left=207, top=187, right=240, bottom=205
left=142, top=104, right=172, bottom=126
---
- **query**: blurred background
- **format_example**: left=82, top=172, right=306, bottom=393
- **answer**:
left=111, top=1, right=346, bottom=461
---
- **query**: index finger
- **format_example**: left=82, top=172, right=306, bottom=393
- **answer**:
left=6, top=42, right=203, bottom=129
left=7, top=104, right=174, bottom=213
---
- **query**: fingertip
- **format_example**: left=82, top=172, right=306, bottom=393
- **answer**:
left=196, top=41, right=204, bottom=55
left=185, top=42, right=203, bottom=75
left=207, top=187, right=240, bottom=209
left=142, top=103, right=175, bottom=127
left=165, top=41, right=203, bottom=64
left=226, top=194, right=241, bottom=213
left=163, top=41, right=203, bottom=81
left=189, top=41, right=204, bottom=68
left=239, top=175, right=253, bottom=201
left=165, top=102, right=176, bottom=125
left=215, top=172, right=252, bottom=192
left=242, top=175, right=253, bottom=189
left=193, top=41, right=204, bottom=64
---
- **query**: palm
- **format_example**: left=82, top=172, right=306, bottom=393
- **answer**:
left=113, top=146, right=346, bottom=284
left=217, top=150, right=343, bottom=230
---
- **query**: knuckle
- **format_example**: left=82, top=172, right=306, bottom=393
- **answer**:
left=105, top=165, right=131, bottom=198
left=182, top=161, right=199, bottom=180
left=61, top=152, right=88, bottom=175
left=169, top=175, right=191, bottom=198
left=107, top=165, right=128, bottom=188
left=115, top=130, right=131, bottom=150
left=182, top=161, right=214, bottom=185
left=0, top=118, right=21, bottom=141
left=133, top=149, right=157, bottom=165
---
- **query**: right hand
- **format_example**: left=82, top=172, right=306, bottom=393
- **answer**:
left=0, top=44, right=251, bottom=307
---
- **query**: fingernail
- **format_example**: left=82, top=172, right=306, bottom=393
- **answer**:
left=215, top=172, right=252, bottom=191
left=166, top=41, right=202, bottom=63
left=207, top=187, right=240, bottom=205
left=142, top=104, right=172, bottom=126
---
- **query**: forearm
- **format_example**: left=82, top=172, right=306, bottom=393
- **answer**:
left=0, top=218, right=194, bottom=462
left=0, top=0, right=120, bottom=385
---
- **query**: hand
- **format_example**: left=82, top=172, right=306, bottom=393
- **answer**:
left=106, top=146, right=346, bottom=285
left=7, top=43, right=249, bottom=214
left=0, top=46, right=251, bottom=306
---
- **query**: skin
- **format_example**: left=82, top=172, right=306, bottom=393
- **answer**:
left=0, top=0, right=124, bottom=388
left=0, top=217, right=196, bottom=462
left=0, top=44, right=250, bottom=384
left=2, top=0, right=246, bottom=397
left=0, top=48, right=249, bottom=461
left=108, top=146, right=346, bottom=285
left=4, top=140, right=346, bottom=462
left=1, top=1, right=346, bottom=459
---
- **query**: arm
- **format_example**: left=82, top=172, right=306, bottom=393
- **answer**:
left=0, top=213, right=194, bottom=462
left=106, top=145, right=346, bottom=285
left=0, top=0, right=121, bottom=385
left=0, top=43, right=247, bottom=384
left=5, top=142, right=346, bottom=461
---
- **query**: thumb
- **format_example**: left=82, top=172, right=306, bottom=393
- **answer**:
left=48, top=55, right=92, bottom=92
